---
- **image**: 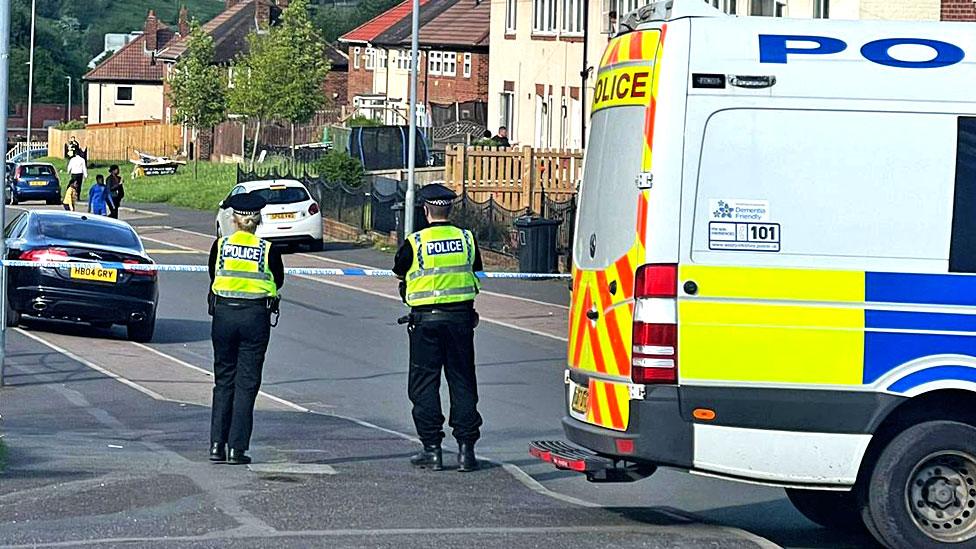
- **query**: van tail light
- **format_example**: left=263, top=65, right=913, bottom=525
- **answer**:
left=308, top=203, right=320, bottom=215
left=632, top=264, right=678, bottom=385
left=20, top=248, right=68, bottom=262
left=124, top=259, right=157, bottom=277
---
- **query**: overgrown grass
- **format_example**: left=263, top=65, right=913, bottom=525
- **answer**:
left=0, top=439, right=7, bottom=472
left=39, top=157, right=238, bottom=211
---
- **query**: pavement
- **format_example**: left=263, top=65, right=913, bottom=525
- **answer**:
left=0, top=202, right=882, bottom=548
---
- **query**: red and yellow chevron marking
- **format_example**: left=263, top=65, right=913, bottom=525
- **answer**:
left=567, top=28, right=663, bottom=432
left=642, top=24, right=666, bottom=172
left=587, top=378, right=631, bottom=431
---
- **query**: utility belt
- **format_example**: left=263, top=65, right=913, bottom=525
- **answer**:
left=398, top=308, right=479, bottom=328
left=209, top=293, right=281, bottom=327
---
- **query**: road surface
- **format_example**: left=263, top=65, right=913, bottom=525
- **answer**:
left=0, top=203, right=880, bottom=548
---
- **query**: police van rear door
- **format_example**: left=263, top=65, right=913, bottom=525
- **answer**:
left=568, top=26, right=669, bottom=432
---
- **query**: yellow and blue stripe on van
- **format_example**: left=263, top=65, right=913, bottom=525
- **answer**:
left=678, top=265, right=976, bottom=395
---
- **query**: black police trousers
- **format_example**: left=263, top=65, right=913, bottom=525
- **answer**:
left=408, top=311, right=483, bottom=446
left=211, top=298, right=271, bottom=451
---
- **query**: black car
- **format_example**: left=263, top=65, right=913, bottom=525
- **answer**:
left=6, top=162, right=61, bottom=205
left=4, top=210, right=158, bottom=341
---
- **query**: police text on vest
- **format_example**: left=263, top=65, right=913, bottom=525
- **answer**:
left=222, top=244, right=263, bottom=261
left=426, top=239, right=464, bottom=256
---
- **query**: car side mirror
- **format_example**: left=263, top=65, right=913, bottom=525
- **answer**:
left=218, top=200, right=226, bottom=209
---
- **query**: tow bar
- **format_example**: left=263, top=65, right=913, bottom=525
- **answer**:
left=529, top=440, right=656, bottom=483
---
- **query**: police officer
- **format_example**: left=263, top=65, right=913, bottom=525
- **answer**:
left=393, top=183, right=483, bottom=472
left=208, top=192, right=284, bottom=465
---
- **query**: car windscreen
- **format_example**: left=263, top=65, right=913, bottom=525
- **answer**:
left=253, top=186, right=309, bottom=205
left=21, top=165, right=54, bottom=176
left=34, top=217, right=141, bottom=249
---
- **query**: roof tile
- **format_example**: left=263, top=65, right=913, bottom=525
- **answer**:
left=84, top=26, right=178, bottom=82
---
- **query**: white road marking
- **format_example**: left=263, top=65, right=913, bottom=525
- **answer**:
left=15, top=328, right=168, bottom=402
left=248, top=463, right=338, bottom=475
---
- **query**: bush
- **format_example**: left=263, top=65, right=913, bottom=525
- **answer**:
left=313, top=150, right=365, bottom=187
left=56, top=120, right=85, bottom=130
left=348, top=115, right=381, bottom=127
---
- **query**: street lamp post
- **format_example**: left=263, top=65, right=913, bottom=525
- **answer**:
left=65, top=76, right=72, bottom=123
left=404, top=0, right=420, bottom=235
left=0, top=0, right=13, bottom=385
left=25, top=0, right=36, bottom=158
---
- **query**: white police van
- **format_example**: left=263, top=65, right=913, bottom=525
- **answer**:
left=530, top=1, right=976, bottom=546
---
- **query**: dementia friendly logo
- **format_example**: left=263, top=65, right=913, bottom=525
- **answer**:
left=713, top=201, right=734, bottom=219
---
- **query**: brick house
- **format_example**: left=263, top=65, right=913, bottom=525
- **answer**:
left=86, top=0, right=348, bottom=158
left=339, top=0, right=490, bottom=145
left=941, top=0, right=976, bottom=20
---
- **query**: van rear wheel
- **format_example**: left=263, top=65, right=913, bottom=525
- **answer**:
left=867, top=421, right=976, bottom=547
left=786, top=488, right=865, bottom=533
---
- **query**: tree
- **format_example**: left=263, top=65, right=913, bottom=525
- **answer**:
left=167, top=21, right=227, bottom=178
left=230, top=0, right=329, bottom=168
left=277, top=0, right=330, bottom=164
left=229, top=30, right=289, bottom=169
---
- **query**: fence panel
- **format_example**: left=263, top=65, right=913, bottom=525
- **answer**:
left=444, top=145, right=582, bottom=212
left=49, top=123, right=183, bottom=161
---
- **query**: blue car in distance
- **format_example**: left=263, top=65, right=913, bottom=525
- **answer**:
left=6, top=162, right=61, bottom=205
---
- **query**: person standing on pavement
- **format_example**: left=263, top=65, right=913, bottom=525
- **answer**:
left=207, top=192, right=284, bottom=465
left=88, top=175, right=114, bottom=216
left=393, top=183, right=484, bottom=472
left=106, top=165, right=124, bottom=219
left=63, top=153, right=87, bottom=211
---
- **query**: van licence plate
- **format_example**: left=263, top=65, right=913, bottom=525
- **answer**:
left=70, top=265, right=117, bottom=283
left=571, top=384, right=589, bottom=415
left=269, top=212, right=296, bottom=220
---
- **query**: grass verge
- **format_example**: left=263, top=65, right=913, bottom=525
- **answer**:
left=38, top=157, right=238, bottom=211
left=0, top=439, right=7, bottom=472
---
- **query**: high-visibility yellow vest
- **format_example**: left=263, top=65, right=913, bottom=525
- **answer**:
left=405, top=225, right=480, bottom=307
left=211, top=231, right=277, bottom=299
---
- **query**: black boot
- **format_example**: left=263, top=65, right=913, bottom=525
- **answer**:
left=209, top=442, right=226, bottom=462
left=410, top=445, right=443, bottom=471
left=227, top=448, right=251, bottom=465
left=458, top=442, right=479, bottom=472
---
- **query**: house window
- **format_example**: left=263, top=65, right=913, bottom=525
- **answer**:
left=603, top=0, right=645, bottom=33
left=379, top=49, right=388, bottom=69
left=813, top=0, right=829, bottom=18
left=364, top=47, right=376, bottom=70
left=533, top=0, right=557, bottom=34
left=562, top=0, right=583, bottom=35
left=505, top=0, right=517, bottom=33
left=353, top=47, right=361, bottom=69
left=751, top=0, right=786, bottom=16
left=707, top=0, right=738, bottom=14
left=443, top=52, right=457, bottom=77
left=463, top=53, right=472, bottom=78
left=500, top=91, right=515, bottom=140
left=428, top=51, right=442, bottom=75
left=115, top=86, right=134, bottom=105
left=397, top=49, right=412, bottom=71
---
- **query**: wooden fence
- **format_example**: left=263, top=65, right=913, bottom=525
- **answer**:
left=48, top=122, right=184, bottom=161
left=443, top=145, right=582, bottom=211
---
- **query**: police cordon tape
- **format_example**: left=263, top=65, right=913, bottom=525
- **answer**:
left=0, top=260, right=572, bottom=280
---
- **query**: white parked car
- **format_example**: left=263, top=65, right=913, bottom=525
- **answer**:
left=216, top=179, right=324, bottom=251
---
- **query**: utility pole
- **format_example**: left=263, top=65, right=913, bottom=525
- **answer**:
left=65, top=76, right=72, bottom=123
left=404, top=0, right=420, bottom=234
left=25, top=0, right=36, bottom=156
left=580, top=0, right=589, bottom=149
left=0, top=0, right=13, bottom=386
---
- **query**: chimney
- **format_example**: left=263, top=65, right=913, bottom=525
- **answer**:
left=144, top=10, right=159, bottom=51
left=179, top=6, right=190, bottom=37
left=278, top=0, right=290, bottom=8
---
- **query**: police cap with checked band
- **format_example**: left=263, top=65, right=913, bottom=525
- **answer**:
left=226, top=192, right=267, bottom=215
left=419, top=183, right=457, bottom=206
